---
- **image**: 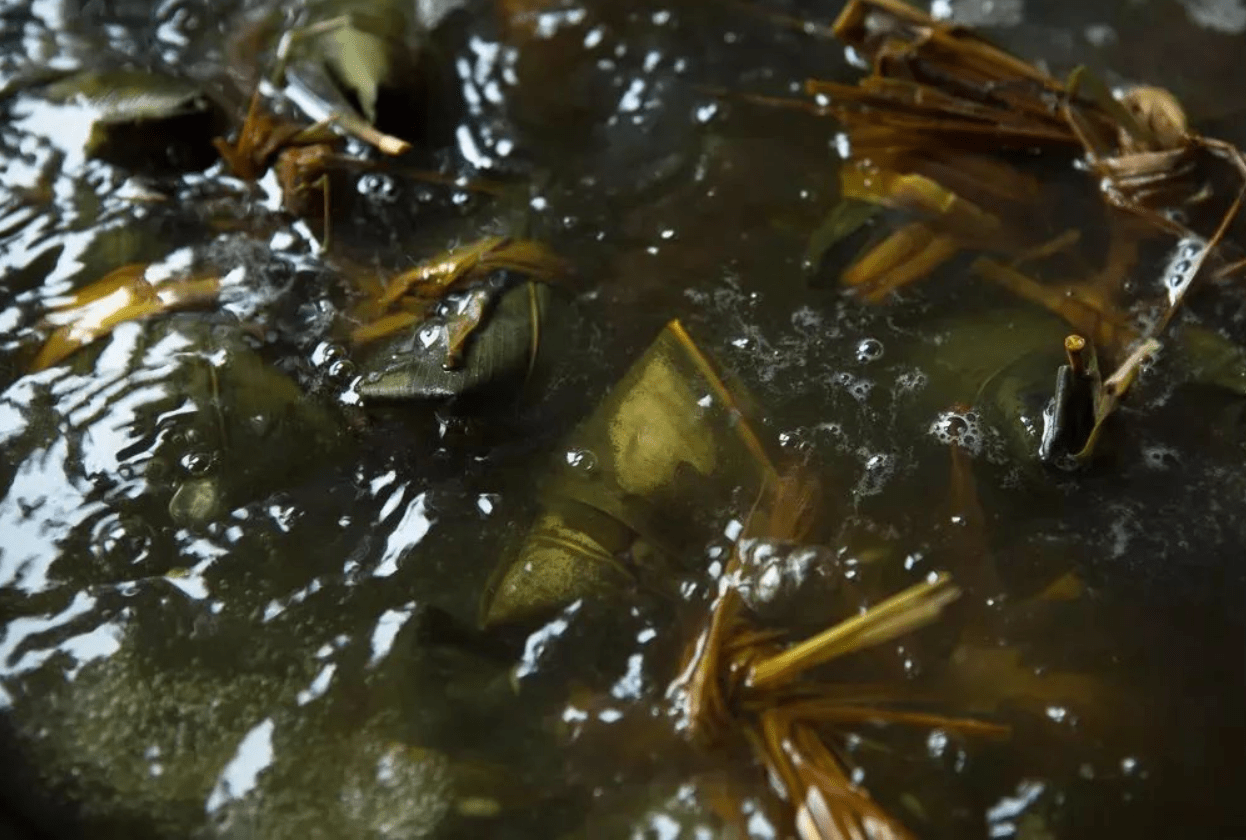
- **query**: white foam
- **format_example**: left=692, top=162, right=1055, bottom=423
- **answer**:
left=929, top=409, right=985, bottom=456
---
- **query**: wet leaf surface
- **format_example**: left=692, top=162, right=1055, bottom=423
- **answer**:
left=1, top=1, right=1246, bottom=838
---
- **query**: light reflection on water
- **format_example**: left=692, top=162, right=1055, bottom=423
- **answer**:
left=367, top=603, right=417, bottom=667
left=0, top=0, right=1244, bottom=837
left=373, top=489, right=434, bottom=579
left=204, top=717, right=275, bottom=814
left=0, top=591, right=113, bottom=702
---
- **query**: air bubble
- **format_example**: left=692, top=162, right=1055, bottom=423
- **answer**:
left=778, top=429, right=817, bottom=454
left=565, top=449, right=598, bottom=474
left=326, top=359, right=357, bottom=382
left=311, top=342, right=347, bottom=367
left=855, top=337, right=884, bottom=363
left=180, top=451, right=216, bottom=476
left=1051, top=453, right=1081, bottom=473
left=91, top=513, right=153, bottom=564
left=357, top=173, right=398, bottom=201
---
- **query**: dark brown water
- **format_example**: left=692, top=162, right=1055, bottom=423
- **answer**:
left=2, top=1, right=1246, bottom=838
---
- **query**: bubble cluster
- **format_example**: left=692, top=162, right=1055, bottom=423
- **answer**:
left=737, top=538, right=816, bottom=607
left=894, top=369, right=928, bottom=394
left=832, top=371, right=874, bottom=402
left=311, top=342, right=359, bottom=387
left=1163, top=239, right=1204, bottom=302
left=777, top=428, right=819, bottom=455
left=735, top=538, right=839, bottom=622
left=1142, top=445, right=1180, bottom=470
left=790, top=306, right=823, bottom=332
left=853, top=449, right=896, bottom=497
left=815, top=421, right=846, bottom=442
left=849, top=380, right=872, bottom=401
left=929, top=409, right=985, bottom=455
left=357, top=173, right=398, bottom=202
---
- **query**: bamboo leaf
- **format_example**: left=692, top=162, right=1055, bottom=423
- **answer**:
left=32, top=264, right=219, bottom=372
left=1072, top=337, right=1160, bottom=462
left=747, top=574, right=961, bottom=691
